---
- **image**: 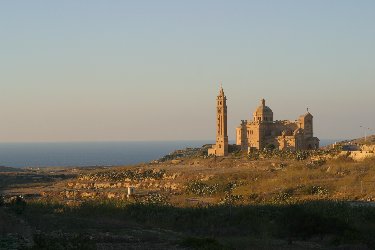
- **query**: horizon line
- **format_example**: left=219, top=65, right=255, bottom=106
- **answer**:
left=0, top=138, right=348, bottom=144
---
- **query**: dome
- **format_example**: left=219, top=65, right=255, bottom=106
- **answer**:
left=254, top=105, right=273, bottom=115
left=253, top=99, right=273, bottom=122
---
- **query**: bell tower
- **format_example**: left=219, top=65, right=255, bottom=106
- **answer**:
left=208, top=85, right=228, bottom=156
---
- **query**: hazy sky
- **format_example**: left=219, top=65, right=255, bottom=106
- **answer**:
left=1, top=1, right=374, bottom=142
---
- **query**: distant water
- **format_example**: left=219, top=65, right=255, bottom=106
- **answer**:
left=0, top=139, right=340, bottom=168
left=0, top=141, right=209, bottom=168
left=320, top=139, right=344, bottom=147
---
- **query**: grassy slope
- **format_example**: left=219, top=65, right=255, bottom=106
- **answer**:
left=1, top=149, right=375, bottom=249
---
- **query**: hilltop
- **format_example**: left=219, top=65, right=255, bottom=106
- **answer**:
left=348, top=134, right=375, bottom=145
left=0, top=166, right=25, bottom=173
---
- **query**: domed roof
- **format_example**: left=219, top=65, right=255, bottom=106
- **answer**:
left=255, top=105, right=273, bottom=114
left=253, top=99, right=273, bottom=115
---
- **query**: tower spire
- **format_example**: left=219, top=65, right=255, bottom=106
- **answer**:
left=261, top=98, right=265, bottom=106
left=219, top=82, right=224, bottom=94
left=208, top=85, right=228, bottom=157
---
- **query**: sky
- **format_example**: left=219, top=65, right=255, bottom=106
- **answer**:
left=0, top=0, right=374, bottom=142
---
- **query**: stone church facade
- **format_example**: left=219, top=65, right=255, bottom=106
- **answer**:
left=208, top=86, right=319, bottom=157
left=236, top=99, right=320, bottom=152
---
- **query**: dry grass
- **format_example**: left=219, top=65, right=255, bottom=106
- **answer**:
left=1, top=151, right=375, bottom=249
left=2, top=151, right=375, bottom=206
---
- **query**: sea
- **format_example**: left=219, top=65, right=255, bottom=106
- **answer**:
left=0, top=139, right=340, bottom=168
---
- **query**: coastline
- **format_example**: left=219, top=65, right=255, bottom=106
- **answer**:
left=0, top=139, right=342, bottom=168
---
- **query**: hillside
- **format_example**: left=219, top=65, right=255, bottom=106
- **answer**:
left=1, top=144, right=375, bottom=249
left=0, top=166, right=25, bottom=173
left=349, top=134, right=375, bottom=145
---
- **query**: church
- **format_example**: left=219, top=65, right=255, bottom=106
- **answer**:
left=208, top=87, right=319, bottom=156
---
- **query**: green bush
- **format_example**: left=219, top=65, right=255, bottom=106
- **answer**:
left=137, top=193, right=170, bottom=205
left=247, top=193, right=261, bottom=202
left=79, top=168, right=166, bottom=182
left=301, top=185, right=329, bottom=196
left=247, top=152, right=260, bottom=160
left=220, top=193, right=244, bottom=205
left=296, top=151, right=310, bottom=160
left=271, top=188, right=295, bottom=204
left=186, top=181, right=219, bottom=196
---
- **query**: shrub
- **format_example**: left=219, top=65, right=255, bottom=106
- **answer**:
left=302, top=185, right=329, bottom=196
left=296, top=151, right=310, bottom=161
left=247, top=152, right=260, bottom=160
left=220, top=193, right=244, bottom=205
left=248, top=149, right=319, bottom=161
left=137, top=193, right=170, bottom=205
left=79, top=169, right=166, bottom=182
left=306, top=159, right=326, bottom=168
left=247, top=193, right=261, bottom=203
left=265, top=144, right=276, bottom=151
left=9, top=196, right=26, bottom=214
left=272, top=189, right=295, bottom=204
left=224, top=181, right=242, bottom=192
left=186, top=181, right=219, bottom=196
